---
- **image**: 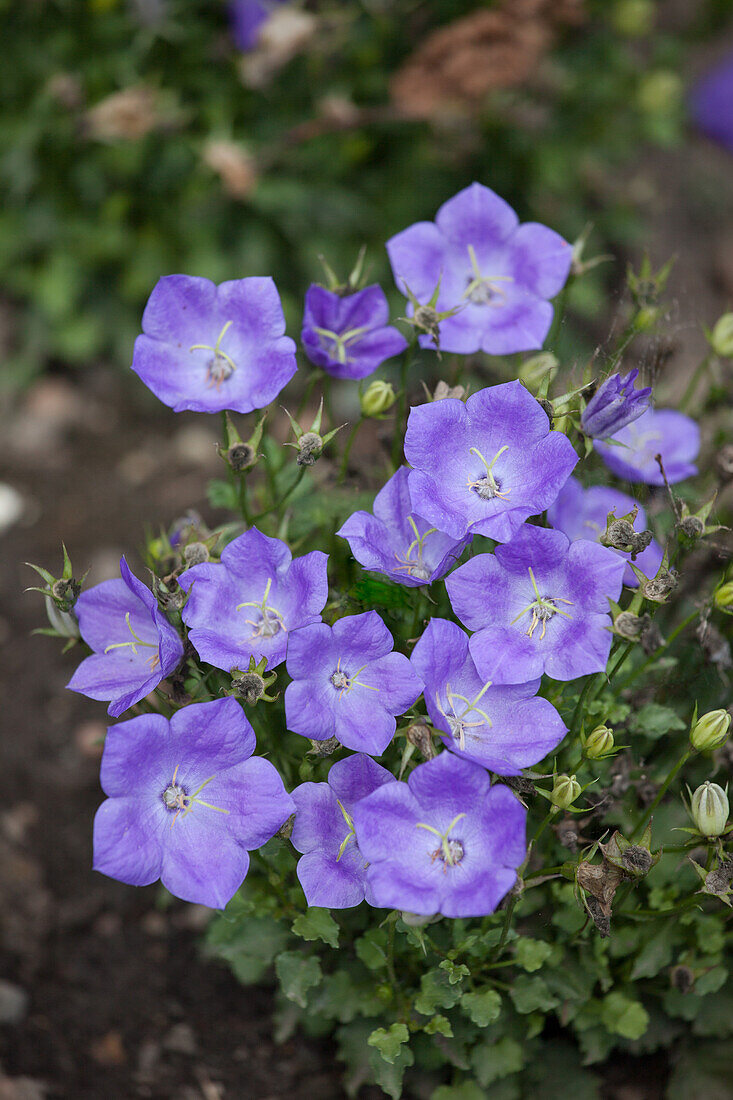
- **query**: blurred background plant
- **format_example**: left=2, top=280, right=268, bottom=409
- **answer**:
left=4, top=0, right=728, bottom=391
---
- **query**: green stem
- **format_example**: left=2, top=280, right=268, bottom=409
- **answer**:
left=338, top=417, right=364, bottom=483
left=618, top=609, right=699, bottom=691
left=296, top=371, right=321, bottom=418
left=238, top=474, right=252, bottom=525
left=679, top=353, right=712, bottom=414
left=250, top=468, right=306, bottom=523
left=545, top=275, right=574, bottom=349
left=631, top=748, right=692, bottom=842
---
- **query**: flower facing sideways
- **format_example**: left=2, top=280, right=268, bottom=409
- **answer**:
left=594, top=407, right=699, bottom=485
left=93, top=697, right=295, bottom=909
left=179, top=527, right=328, bottom=672
left=580, top=369, right=651, bottom=440
left=411, top=618, right=566, bottom=773
left=387, top=182, right=572, bottom=355
left=404, top=380, right=578, bottom=543
left=351, top=752, right=527, bottom=917
left=291, top=754, right=395, bottom=909
left=131, top=274, right=297, bottom=414
left=446, top=524, right=626, bottom=684
left=67, top=557, right=184, bottom=718
left=284, top=611, right=423, bottom=755
left=337, top=466, right=470, bottom=586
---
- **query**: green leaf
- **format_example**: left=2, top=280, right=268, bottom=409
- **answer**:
left=367, top=1022, right=410, bottom=1064
left=206, top=478, right=239, bottom=511
left=522, top=1041, right=600, bottom=1099
left=667, top=1040, right=733, bottom=1100
left=514, top=937, right=554, bottom=973
left=415, top=968, right=463, bottom=1015
left=600, top=992, right=649, bottom=1040
left=439, top=959, right=470, bottom=985
left=274, top=951, right=322, bottom=1008
left=629, top=703, right=685, bottom=740
left=630, top=924, right=678, bottom=979
left=424, top=1014, right=453, bottom=1037
left=205, top=913, right=289, bottom=984
left=460, top=988, right=502, bottom=1027
left=432, top=1083, right=485, bottom=1100
left=350, top=575, right=412, bottom=610
left=509, top=975, right=559, bottom=1015
left=355, top=928, right=388, bottom=970
left=695, top=965, right=728, bottom=996
left=368, top=1043, right=414, bottom=1099
left=471, top=1037, right=524, bottom=1087
left=291, top=907, right=339, bottom=948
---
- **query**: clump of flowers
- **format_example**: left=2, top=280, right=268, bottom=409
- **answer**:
left=33, top=183, right=733, bottom=1098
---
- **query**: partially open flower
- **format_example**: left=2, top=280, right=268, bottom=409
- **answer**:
left=689, top=781, right=730, bottom=838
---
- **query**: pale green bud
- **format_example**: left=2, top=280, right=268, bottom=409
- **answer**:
left=611, top=0, right=654, bottom=36
left=690, top=782, right=729, bottom=838
left=518, top=353, right=559, bottom=393
left=551, top=774, right=581, bottom=811
left=709, top=314, right=733, bottom=358
left=583, top=725, right=615, bottom=759
left=637, top=71, right=682, bottom=116
left=690, top=709, right=732, bottom=752
left=714, top=582, right=733, bottom=613
left=360, top=380, right=396, bottom=418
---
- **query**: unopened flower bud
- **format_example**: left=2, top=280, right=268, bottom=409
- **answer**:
left=551, top=774, right=581, bottom=811
left=612, top=0, right=654, bottom=36
left=614, top=611, right=644, bottom=641
left=709, top=313, right=733, bottom=358
left=690, top=781, right=729, bottom=837
left=583, top=725, right=615, bottom=759
left=714, top=582, right=733, bottom=613
left=183, top=541, right=209, bottom=567
left=637, top=70, right=682, bottom=117
left=361, top=380, right=396, bottom=418
left=296, top=431, right=323, bottom=467
left=690, top=709, right=731, bottom=752
left=518, top=353, right=559, bottom=393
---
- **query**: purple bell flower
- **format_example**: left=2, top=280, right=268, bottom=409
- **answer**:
left=229, top=0, right=288, bottom=51
left=131, top=274, right=297, bottom=414
left=411, top=618, right=566, bottom=773
left=301, top=284, right=407, bottom=380
left=446, top=524, right=626, bottom=685
left=404, top=380, right=578, bottom=543
left=548, top=476, right=663, bottom=586
left=291, top=754, right=395, bottom=909
left=67, top=557, right=183, bottom=718
left=93, top=697, right=295, bottom=909
left=351, top=752, right=526, bottom=917
left=594, top=407, right=700, bottom=485
left=179, top=527, right=328, bottom=672
left=387, top=182, right=572, bottom=355
left=690, top=51, right=733, bottom=154
left=284, top=611, right=424, bottom=755
left=337, top=467, right=470, bottom=586
left=580, top=369, right=651, bottom=440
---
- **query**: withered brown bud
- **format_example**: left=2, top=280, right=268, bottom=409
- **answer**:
left=276, top=814, right=295, bottom=840
left=697, top=619, right=733, bottom=671
left=297, top=431, right=323, bottom=467
left=614, top=611, right=644, bottom=641
left=231, top=672, right=266, bottom=706
left=502, top=775, right=537, bottom=797
left=705, top=859, right=733, bottom=895
left=414, top=305, right=441, bottom=341
left=670, top=965, right=694, bottom=994
left=621, top=846, right=653, bottom=876
left=307, top=736, right=340, bottom=758
left=640, top=616, right=664, bottom=656
left=155, top=575, right=186, bottom=612
left=678, top=516, right=704, bottom=539
left=52, top=577, right=81, bottom=608
left=432, top=380, right=465, bottom=401
left=538, top=398, right=554, bottom=422
left=605, top=519, right=652, bottom=558
left=715, top=444, right=733, bottom=481
left=183, top=542, right=209, bottom=567
left=404, top=720, right=436, bottom=760
left=643, top=568, right=678, bottom=602
left=227, top=442, right=256, bottom=472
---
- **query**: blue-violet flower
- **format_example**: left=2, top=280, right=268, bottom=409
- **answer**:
left=351, top=752, right=526, bottom=917
left=580, top=369, right=651, bottom=440
left=131, top=274, right=297, bottom=414
left=690, top=51, right=733, bottom=154
left=67, top=557, right=183, bottom=718
left=284, top=611, right=423, bottom=755
left=301, top=284, right=407, bottom=380
left=594, top=407, right=700, bottom=485
left=404, top=380, right=578, bottom=542
left=291, top=754, right=395, bottom=909
left=229, top=0, right=288, bottom=51
left=179, top=527, right=328, bottom=672
left=387, top=182, right=572, bottom=355
left=446, top=524, right=626, bottom=684
left=93, top=697, right=295, bottom=908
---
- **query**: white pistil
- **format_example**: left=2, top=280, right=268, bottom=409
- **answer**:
left=329, top=657, right=379, bottom=700
left=392, top=515, right=437, bottom=580
left=416, top=813, right=466, bottom=871
left=437, top=679, right=494, bottom=751
left=466, top=444, right=510, bottom=501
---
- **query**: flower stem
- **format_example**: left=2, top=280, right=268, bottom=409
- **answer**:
left=338, top=417, right=364, bottom=483
left=618, top=609, right=698, bottom=691
left=630, top=748, right=692, bottom=842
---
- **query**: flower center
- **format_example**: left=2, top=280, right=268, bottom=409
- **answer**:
left=311, top=324, right=370, bottom=365
left=163, top=782, right=188, bottom=811
left=160, top=766, right=229, bottom=827
left=190, top=320, right=237, bottom=390
left=510, top=566, right=574, bottom=641
left=103, top=611, right=160, bottom=670
left=236, top=577, right=286, bottom=640
left=393, top=515, right=437, bottom=581
left=437, top=680, right=493, bottom=752
left=330, top=669, right=350, bottom=691
left=329, top=658, right=378, bottom=700
left=462, top=245, right=514, bottom=308
left=466, top=445, right=510, bottom=502
left=416, top=813, right=467, bottom=872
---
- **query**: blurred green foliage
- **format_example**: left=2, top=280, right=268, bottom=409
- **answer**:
left=0, top=0, right=699, bottom=386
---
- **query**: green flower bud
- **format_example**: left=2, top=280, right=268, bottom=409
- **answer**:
left=637, top=70, right=682, bottom=116
left=361, top=379, right=396, bottom=418
left=714, top=581, right=733, bottom=612
left=690, top=782, right=729, bottom=838
left=612, top=0, right=654, bottom=36
left=709, top=314, right=733, bottom=358
left=690, top=709, right=732, bottom=752
left=583, top=725, right=615, bottom=759
left=551, top=774, right=581, bottom=811
left=518, top=353, right=559, bottom=393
